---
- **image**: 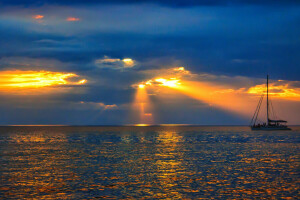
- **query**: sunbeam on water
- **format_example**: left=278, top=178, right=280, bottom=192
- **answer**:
left=0, top=126, right=299, bottom=199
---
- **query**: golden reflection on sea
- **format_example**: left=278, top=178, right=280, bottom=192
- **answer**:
left=0, top=126, right=299, bottom=199
left=151, top=131, right=185, bottom=199
left=1, top=131, right=78, bottom=199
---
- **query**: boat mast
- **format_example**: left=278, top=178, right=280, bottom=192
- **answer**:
left=267, top=75, right=269, bottom=125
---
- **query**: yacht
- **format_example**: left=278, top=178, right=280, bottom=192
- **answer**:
left=250, top=75, right=291, bottom=130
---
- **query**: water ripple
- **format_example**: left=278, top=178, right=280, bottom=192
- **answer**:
left=0, top=126, right=299, bottom=199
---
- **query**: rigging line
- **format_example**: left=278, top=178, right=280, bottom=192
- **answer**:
left=270, top=100, right=278, bottom=119
left=250, top=94, right=263, bottom=125
left=254, top=93, right=264, bottom=125
left=270, top=100, right=274, bottom=119
left=273, top=100, right=279, bottom=119
left=254, top=94, right=264, bottom=124
left=269, top=99, right=273, bottom=119
left=256, top=94, right=264, bottom=124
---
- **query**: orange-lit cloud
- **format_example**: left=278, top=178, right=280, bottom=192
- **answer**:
left=174, top=80, right=257, bottom=117
left=143, top=66, right=191, bottom=79
left=32, top=15, right=44, bottom=20
left=95, top=56, right=136, bottom=69
left=155, top=78, right=181, bottom=88
left=137, top=77, right=181, bottom=88
left=78, top=79, right=87, bottom=84
left=138, top=84, right=145, bottom=89
left=66, top=17, right=80, bottom=21
left=138, top=76, right=253, bottom=117
left=97, top=57, right=121, bottom=63
left=134, top=67, right=300, bottom=119
left=101, top=103, right=118, bottom=110
left=173, top=66, right=191, bottom=75
left=248, top=81, right=300, bottom=100
left=134, top=67, right=189, bottom=89
left=122, top=58, right=135, bottom=67
left=132, top=66, right=300, bottom=124
left=79, top=101, right=118, bottom=110
left=0, top=70, right=87, bottom=94
left=130, top=67, right=192, bottom=124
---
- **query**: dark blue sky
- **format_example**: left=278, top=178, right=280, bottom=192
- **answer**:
left=0, top=0, right=299, bottom=125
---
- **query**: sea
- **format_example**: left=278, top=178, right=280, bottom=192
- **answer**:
left=0, top=126, right=299, bottom=199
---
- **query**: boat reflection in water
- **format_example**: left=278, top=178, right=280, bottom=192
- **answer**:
left=1, top=126, right=299, bottom=199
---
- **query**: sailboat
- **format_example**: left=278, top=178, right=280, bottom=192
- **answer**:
left=250, top=75, right=291, bottom=131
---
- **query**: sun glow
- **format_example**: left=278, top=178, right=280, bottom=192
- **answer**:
left=155, top=78, right=181, bottom=88
left=122, top=58, right=135, bottom=67
left=138, top=77, right=181, bottom=89
left=133, top=66, right=300, bottom=122
left=78, top=79, right=87, bottom=84
left=135, top=76, right=257, bottom=117
left=139, top=84, right=145, bottom=89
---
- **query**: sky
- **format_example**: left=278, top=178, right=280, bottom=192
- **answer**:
left=0, top=0, right=299, bottom=125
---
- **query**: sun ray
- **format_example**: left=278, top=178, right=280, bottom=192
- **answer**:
left=172, top=81, right=258, bottom=117
left=131, top=85, right=154, bottom=125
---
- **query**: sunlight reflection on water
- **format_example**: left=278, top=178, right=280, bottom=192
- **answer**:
left=0, top=126, right=299, bottom=199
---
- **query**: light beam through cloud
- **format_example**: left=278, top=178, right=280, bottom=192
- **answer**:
left=136, top=67, right=300, bottom=120
left=131, top=85, right=154, bottom=125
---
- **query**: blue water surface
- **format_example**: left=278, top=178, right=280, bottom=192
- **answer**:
left=0, top=126, right=299, bottom=199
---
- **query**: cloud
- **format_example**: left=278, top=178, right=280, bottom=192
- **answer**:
left=79, top=101, right=118, bottom=110
left=0, top=56, right=88, bottom=72
left=32, top=15, right=44, bottom=19
left=135, top=67, right=300, bottom=101
left=135, top=67, right=191, bottom=88
left=0, top=0, right=299, bottom=125
left=0, top=70, right=87, bottom=94
left=95, top=56, right=136, bottom=70
left=66, top=17, right=80, bottom=21
left=248, top=80, right=300, bottom=100
left=99, top=103, right=118, bottom=110
left=0, top=4, right=299, bottom=81
left=1, top=0, right=299, bottom=7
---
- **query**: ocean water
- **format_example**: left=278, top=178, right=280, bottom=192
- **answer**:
left=0, top=126, right=299, bottom=199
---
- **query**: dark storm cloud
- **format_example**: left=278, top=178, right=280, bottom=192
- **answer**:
left=0, top=0, right=299, bottom=125
left=1, top=22, right=299, bottom=80
left=1, top=0, right=300, bottom=7
left=0, top=21, right=74, bottom=62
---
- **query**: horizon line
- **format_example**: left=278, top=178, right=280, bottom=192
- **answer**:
left=1, top=124, right=299, bottom=127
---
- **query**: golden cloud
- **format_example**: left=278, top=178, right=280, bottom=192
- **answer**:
left=248, top=81, right=300, bottom=100
left=32, top=15, right=44, bottom=20
left=66, top=17, right=80, bottom=21
left=133, top=68, right=300, bottom=121
left=95, top=56, right=136, bottom=69
left=133, top=67, right=189, bottom=89
left=79, top=101, right=118, bottom=110
left=0, top=70, right=87, bottom=94
left=122, top=58, right=135, bottom=68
